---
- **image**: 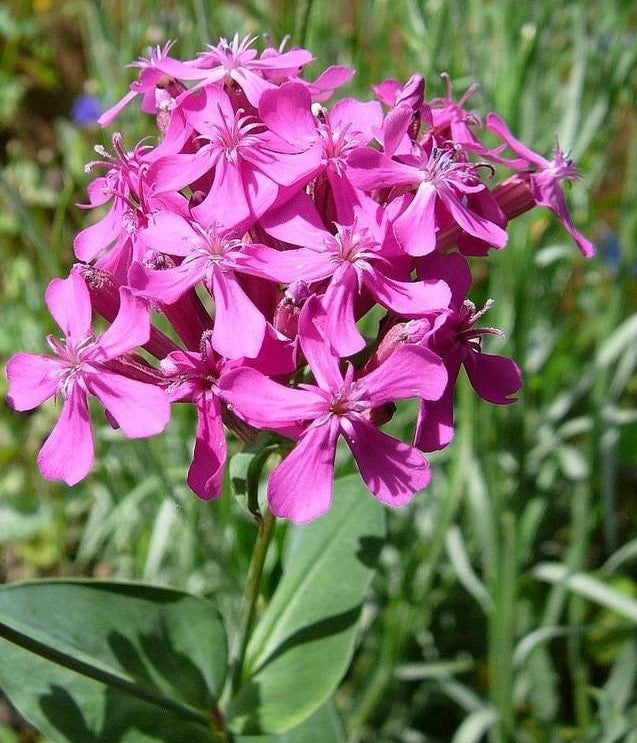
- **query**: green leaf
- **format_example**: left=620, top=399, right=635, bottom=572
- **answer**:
left=450, top=708, right=497, bottom=743
left=597, top=314, right=637, bottom=369
left=227, top=474, right=386, bottom=735
left=445, top=526, right=494, bottom=613
left=236, top=700, right=345, bottom=742
left=534, top=563, right=637, bottom=622
left=0, top=580, right=228, bottom=742
left=603, top=639, right=637, bottom=714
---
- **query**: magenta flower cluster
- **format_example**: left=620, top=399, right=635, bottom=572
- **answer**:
left=6, top=35, right=593, bottom=523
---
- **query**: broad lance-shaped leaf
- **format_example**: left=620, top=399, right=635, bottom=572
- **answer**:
left=236, top=700, right=345, bottom=743
left=227, top=474, right=386, bottom=734
left=0, top=581, right=228, bottom=742
left=0, top=637, right=217, bottom=743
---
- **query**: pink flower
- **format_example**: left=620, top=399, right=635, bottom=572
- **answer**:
left=74, top=134, right=189, bottom=284
left=485, top=113, right=595, bottom=257
left=148, top=84, right=322, bottom=225
left=348, top=140, right=508, bottom=256
left=218, top=297, right=447, bottom=522
left=184, top=34, right=314, bottom=106
left=160, top=336, right=229, bottom=501
left=411, top=253, right=522, bottom=451
left=6, top=272, right=170, bottom=485
left=129, top=212, right=269, bottom=359
left=98, top=41, right=191, bottom=127
left=429, top=74, right=484, bottom=151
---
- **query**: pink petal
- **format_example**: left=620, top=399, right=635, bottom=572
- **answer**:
left=439, top=188, right=508, bottom=248
left=87, top=288, right=150, bottom=362
left=87, top=370, right=170, bottom=438
left=6, top=353, right=63, bottom=411
left=141, top=212, right=201, bottom=257
left=347, top=148, right=418, bottom=190
left=323, top=266, right=365, bottom=357
left=413, top=361, right=461, bottom=452
left=485, top=113, right=548, bottom=169
left=329, top=99, right=383, bottom=146
left=128, top=259, right=204, bottom=305
left=382, top=104, right=412, bottom=158
left=85, top=177, right=112, bottom=208
left=268, top=417, right=340, bottom=523
left=218, top=367, right=328, bottom=428
left=45, top=272, right=93, bottom=344
left=230, top=68, right=277, bottom=107
left=393, top=182, right=438, bottom=256
left=357, top=345, right=447, bottom=406
left=464, top=352, right=522, bottom=404
left=210, top=270, right=266, bottom=360
left=155, top=56, right=220, bottom=82
left=144, top=110, right=193, bottom=163
left=306, top=66, right=356, bottom=101
left=187, top=396, right=226, bottom=501
left=182, top=84, right=234, bottom=134
left=372, top=78, right=402, bottom=106
left=74, top=204, right=123, bottom=262
left=242, top=164, right=280, bottom=219
left=259, top=192, right=329, bottom=248
left=243, top=139, right=322, bottom=188
left=237, top=244, right=330, bottom=284
left=98, top=89, right=138, bottom=127
left=364, top=271, right=451, bottom=315
left=532, top=176, right=595, bottom=258
left=37, top=385, right=94, bottom=485
left=253, top=48, right=314, bottom=72
left=298, top=295, right=343, bottom=391
left=240, top=325, right=297, bottom=376
left=326, top=169, right=363, bottom=225
left=415, top=251, right=472, bottom=307
left=148, top=152, right=214, bottom=194
left=192, top=159, right=251, bottom=226
left=259, top=82, right=317, bottom=145
left=340, top=416, right=430, bottom=507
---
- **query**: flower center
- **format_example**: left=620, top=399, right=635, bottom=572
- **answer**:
left=421, top=146, right=478, bottom=190
left=328, top=365, right=368, bottom=416
left=330, top=223, right=378, bottom=267
left=208, top=109, right=261, bottom=164
left=456, top=299, right=503, bottom=351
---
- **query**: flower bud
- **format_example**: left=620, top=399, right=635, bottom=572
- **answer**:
left=273, top=280, right=311, bottom=339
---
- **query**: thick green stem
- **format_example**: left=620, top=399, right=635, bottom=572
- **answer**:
left=230, top=510, right=277, bottom=696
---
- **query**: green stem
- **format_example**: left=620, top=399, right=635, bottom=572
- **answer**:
left=488, top=512, right=516, bottom=743
left=566, top=483, right=592, bottom=730
left=296, top=0, right=315, bottom=47
left=230, top=510, right=277, bottom=696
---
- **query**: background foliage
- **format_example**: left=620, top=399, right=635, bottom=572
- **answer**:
left=1, top=1, right=636, bottom=741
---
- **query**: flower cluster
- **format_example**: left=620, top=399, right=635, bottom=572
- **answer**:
left=6, top=35, right=593, bottom=523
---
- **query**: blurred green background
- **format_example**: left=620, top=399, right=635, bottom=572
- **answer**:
left=1, top=1, right=636, bottom=741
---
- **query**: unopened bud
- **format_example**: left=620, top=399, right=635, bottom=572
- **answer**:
left=493, top=174, right=536, bottom=220
left=396, top=74, right=425, bottom=110
left=364, top=318, right=433, bottom=373
left=366, top=401, right=397, bottom=427
left=273, top=281, right=311, bottom=339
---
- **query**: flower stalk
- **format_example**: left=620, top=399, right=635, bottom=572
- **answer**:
left=230, top=508, right=278, bottom=696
